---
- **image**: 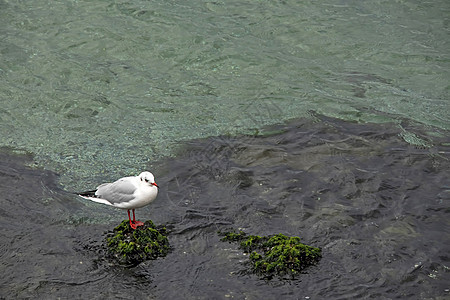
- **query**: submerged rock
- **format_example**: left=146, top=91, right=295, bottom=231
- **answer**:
left=106, top=220, right=170, bottom=266
left=220, top=230, right=321, bottom=279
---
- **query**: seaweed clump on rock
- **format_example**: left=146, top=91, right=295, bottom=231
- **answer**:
left=106, top=220, right=170, bottom=266
left=220, top=230, right=321, bottom=279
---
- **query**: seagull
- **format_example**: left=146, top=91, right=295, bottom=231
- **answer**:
left=78, top=171, right=159, bottom=229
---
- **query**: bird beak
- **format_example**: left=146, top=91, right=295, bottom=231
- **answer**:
left=152, top=182, right=159, bottom=189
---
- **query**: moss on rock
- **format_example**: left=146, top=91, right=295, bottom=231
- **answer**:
left=106, top=220, right=170, bottom=266
left=220, top=230, right=321, bottom=279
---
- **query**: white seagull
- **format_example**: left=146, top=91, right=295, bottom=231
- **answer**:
left=78, top=171, right=159, bottom=229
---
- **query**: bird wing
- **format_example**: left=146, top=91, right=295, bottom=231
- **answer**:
left=95, top=177, right=137, bottom=204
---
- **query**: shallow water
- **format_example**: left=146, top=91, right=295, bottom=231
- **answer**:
left=1, top=0, right=449, bottom=298
left=0, top=0, right=449, bottom=189
left=1, top=117, right=449, bottom=299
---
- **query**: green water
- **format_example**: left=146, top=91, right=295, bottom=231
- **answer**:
left=1, top=0, right=449, bottom=188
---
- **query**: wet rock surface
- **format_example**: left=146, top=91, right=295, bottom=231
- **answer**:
left=1, top=117, right=449, bottom=299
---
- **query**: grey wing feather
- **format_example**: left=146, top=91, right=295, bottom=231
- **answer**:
left=95, top=178, right=137, bottom=204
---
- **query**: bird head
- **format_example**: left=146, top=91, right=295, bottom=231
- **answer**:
left=139, top=171, right=159, bottom=188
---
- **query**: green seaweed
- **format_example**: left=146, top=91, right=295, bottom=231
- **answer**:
left=219, top=230, right=321, bottom=279
left=219, top=230, right=247, bottom=242
left=106, top=220, right=170, bottom=266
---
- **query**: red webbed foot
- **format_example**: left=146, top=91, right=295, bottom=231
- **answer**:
left=134, top=221, right=144, bottom=228
left=129, top=220, right=137, bottom=229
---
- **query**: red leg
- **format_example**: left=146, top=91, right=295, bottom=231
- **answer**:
left=132, top=209, right=144, bottom=228
left=132, top=209, right=136, bottom=222
left=127, top=210, right=137, bottom=229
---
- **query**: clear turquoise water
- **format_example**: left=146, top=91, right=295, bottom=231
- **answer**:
left=1, top=0, right=448, bottom=189
left=1, top=2, right=450, bottom=298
